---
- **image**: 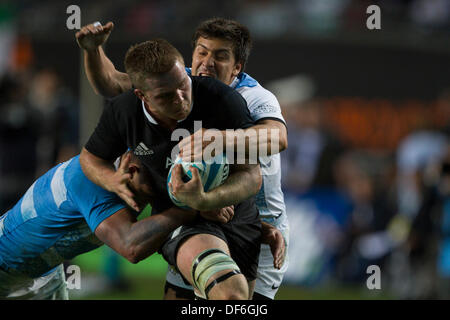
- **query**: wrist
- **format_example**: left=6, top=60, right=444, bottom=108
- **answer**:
left=84, top=46, right=101, bottom=55
left=193, top=192, right=211, bottom=211
left=104, top=172, right=118, bottom=193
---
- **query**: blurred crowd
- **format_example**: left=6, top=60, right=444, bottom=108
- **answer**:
left=277, top=80, right=450, bottom=299
left=0, top=67, right=79, bottom=211
left=3, top=0, right=449, bottom=41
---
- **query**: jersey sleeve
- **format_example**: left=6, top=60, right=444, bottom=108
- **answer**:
left=240, top=86, right=286, bottom=125
left=68, top=162, right=128, bottom=232
left=84, top=99, right=128, bottom=160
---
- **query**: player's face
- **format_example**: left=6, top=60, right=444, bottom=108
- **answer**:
left=128, top=166, right=155, bottom=207
left=192, top=37, right=242, bottom=86
left=142, top=59, right=192, bottom=121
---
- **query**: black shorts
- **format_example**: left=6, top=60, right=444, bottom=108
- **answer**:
left=161, top=198, right=262, bottom=281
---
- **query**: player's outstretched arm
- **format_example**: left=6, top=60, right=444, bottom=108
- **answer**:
left=95, top=207, right=197, bottom=263
left=76, top=21, right=132, bottom=97
left=80, top=148, right=140, bottom=211
left=169, top=163, right=262, bottom=211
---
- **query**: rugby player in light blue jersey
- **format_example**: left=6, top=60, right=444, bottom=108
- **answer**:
left=0, top=152, right=229, bottom=299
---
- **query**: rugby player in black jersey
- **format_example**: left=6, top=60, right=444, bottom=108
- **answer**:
left=76, top=19, right=288, bottom=301
left=80, top=39, right=262, bottom=299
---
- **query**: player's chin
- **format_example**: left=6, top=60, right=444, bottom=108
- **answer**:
left=198, top=72, right=216, bottom=78
left=174, top=106, right=190, bottom=119
left=173, top=111, right=188, bottom=120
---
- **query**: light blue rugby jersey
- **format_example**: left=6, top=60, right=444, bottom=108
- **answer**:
left=0, top=155, right=127, bottom=277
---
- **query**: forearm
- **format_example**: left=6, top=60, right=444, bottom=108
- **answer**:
left=249, top=122, right=287, bottom=155
left=83, top=47, right=130, bottom=97
left=200, top=164, right=262, bottom=211
left=79, top=147, right=116, bottom=191
left=124, top=208, right=196, bottom=262
left=224, top=122, right=287, bottom=161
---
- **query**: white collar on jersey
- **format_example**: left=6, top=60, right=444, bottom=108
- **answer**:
left=229, top=76, right=239, bottom=89
left=141, top=101, right=158, bottom=125
left=141, top=77, right=193, bottom=125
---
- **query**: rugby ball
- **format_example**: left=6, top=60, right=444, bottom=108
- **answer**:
left=167, top=153, right=229, bottom=209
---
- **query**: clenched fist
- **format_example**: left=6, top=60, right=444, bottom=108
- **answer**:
left=76, top=21, right=114, bottom=51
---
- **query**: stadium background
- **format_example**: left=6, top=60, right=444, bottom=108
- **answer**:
left=0, top=0, right=449, bottom=299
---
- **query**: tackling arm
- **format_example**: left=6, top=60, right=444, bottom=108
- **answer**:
left=225, top=119, right=288, bottom=159
left=179, top=120, right=287, bottom=163
left=95, top=207, right=197, bottom=263
left=249, top=119, right=288, bottom=154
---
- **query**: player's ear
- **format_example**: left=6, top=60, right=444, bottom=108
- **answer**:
left=128, top=164, right=139, bottom=179
left=232, top=62, right=242, bottom=77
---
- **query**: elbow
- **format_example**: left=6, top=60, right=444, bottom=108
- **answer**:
left=90, top=85, right=102, bottom=97
left=124, top=242, right=157, bottom=264
left=126, top=255, right=140, bottom=264
left=99, top=73, right=127, bottom=98
left=124, top=245, right=143, bottom=264
left=278, top=130, right=288, bottom=152
left=268, top=126, right=288, bottom=154
left=122, top=237, right=144, bottom=264
left=98, top=87, right=120, bottom=99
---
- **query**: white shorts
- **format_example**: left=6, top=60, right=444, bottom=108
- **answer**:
left=0, top=264, right=68, bottom=300
left=165, top=219, right=289, bottom=299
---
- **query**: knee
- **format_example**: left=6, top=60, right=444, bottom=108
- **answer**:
left=215, top=291, right=248, bottom=300
left=218, top=286, right=249, bottom=300
left=208, top=273, right=249, bottom=300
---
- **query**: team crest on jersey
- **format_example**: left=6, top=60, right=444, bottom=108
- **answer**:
left=134, top=142, right=154, bottom=156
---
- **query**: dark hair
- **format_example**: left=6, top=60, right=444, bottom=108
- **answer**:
left=124, top=39, right=185, bottom=90
left=127, top=152, right=157, bottom=199
left=127, top=152, right=150, bottom=182
left=192, top=17, right=252, bottom=73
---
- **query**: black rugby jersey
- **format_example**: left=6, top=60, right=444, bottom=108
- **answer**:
left=85, top=76, right=255, bottom=213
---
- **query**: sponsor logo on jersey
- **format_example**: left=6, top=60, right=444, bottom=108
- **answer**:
left=134, top=142, right=154, bottom=156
